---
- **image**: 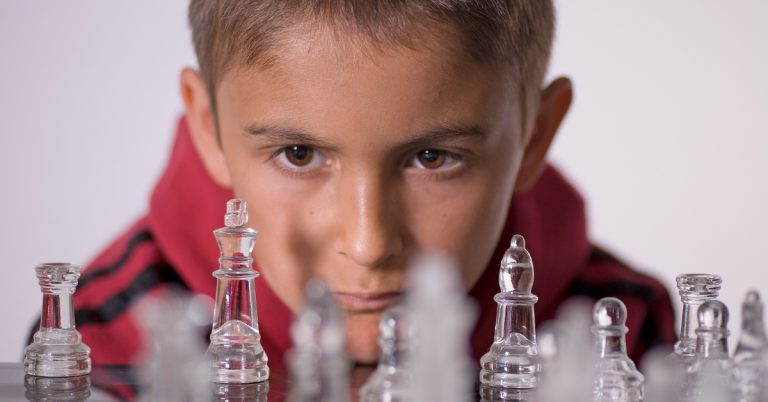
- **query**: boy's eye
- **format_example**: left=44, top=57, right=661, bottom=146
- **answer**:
left=286, top=146, right=313, bottom=166
left=417, top=149, right=445, bottom=169
left=277, top=145, right=324, bottom=169
left=412, top=149, right=460, bottom=170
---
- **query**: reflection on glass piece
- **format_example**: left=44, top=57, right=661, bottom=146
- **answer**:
left=212, top=381, right=270, bottom=402
left=24, top=263, right=92, bottom=377
left=24, top=374, right=91, bottom=402
left=480, top=234, right=540, bottom=389
left=288, top=278, right=350, bottom=402
left=591, top=297, right=644, bottom=402
left=479, top=383, right=537, bottom=402
left=673, top=273, right=722, bottom=360
left=360, top=306, right=415, bottom=402
left=207, top=199, right=269, bottom=383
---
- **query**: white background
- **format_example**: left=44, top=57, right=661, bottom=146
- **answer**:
left=0, top=1, right=766, bottom=362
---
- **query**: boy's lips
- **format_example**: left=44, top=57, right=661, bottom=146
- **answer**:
left=333, top=291, right=403, bottom=313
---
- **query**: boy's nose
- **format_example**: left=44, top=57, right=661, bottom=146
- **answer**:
left=334, top=173, right=404, bottom=268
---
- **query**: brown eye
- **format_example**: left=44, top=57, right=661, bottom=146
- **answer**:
left=285, top=146, right=314, bottom=166
left=417, top=149, right=445, bottom=169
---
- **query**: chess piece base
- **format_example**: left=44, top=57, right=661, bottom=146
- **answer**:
left=23, top=343, right=92, bottom=377
left=207, top=343, right=269, bottom=383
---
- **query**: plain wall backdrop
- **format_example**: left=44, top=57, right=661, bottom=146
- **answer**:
left=1, top=1, right=766, bottom=362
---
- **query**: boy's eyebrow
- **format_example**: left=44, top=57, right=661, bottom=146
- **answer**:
left=243, top=125, right=340, bottom=151
left=400, top=123, right=489, bottom=148
left=243, top=122, right=488, bottom=150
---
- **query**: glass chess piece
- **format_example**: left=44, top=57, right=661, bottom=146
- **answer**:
left=731, top=291, right=767, bottom=402
left=684, top=300, right=732, bottom=402
left=674, top=274, right=723, bottom=361
left=287, top=278, right=350, bottom=402
left=479, top=235, right=540, bottom=389
left=591, top=297, right=644, bottom=402
left=360, top=306, right=415, bottom=402
left=138, top=290, right=211, bottom=402
left=535, top=298, right=596, bottom=402
left=640, top=347, right=681, bottom=402
left=408, top=253, right=477, bottom=402
left=24, top=263, right=92, bottom=377
left=207, top=199, right=269, bottom=383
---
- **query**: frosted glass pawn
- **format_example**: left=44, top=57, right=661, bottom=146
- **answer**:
left=287, top=279, right=350, bottom=402
left=732, top=291, right=767, bottom=402
left=24, top=263, right=91, bottom=377
left=480, top=235, right=540, bottom=389
left=591, top=297, right=644, bottom=402
left=535, top=299, right=597, bottom=402
left=685, top=300, right=732, bottom=402
left=207, top=199, right=269, bottom=383
left=409, top=253, right=477, bottom=402
left=360, top=306, right=415, bottom=402
left=139, top=291, right=211, bottom=402
left=674, top=274, right=722, bottom=361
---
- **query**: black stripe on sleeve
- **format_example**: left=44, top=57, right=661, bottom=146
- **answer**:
left=77, top=230, right=153, bottom=290
left=74, top=262, right=188, bottom=326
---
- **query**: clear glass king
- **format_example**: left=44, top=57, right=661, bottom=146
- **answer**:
left=24, top=263, right=91, bottom=377
left=207, top=199, right=269, bottom=383
left=480, top=234, right=540, bottom=389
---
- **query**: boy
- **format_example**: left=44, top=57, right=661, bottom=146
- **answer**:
left=30, top=0, right=676, bottom=367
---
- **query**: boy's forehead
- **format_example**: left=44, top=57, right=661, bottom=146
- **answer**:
left=218, top=27, right=520, bottom=149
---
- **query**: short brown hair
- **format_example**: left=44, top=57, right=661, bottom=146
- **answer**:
left=189, top=0, right=555, bottom=133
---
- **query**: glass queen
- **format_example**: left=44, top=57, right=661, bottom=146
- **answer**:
left=207, top=199, right=269, bottom=383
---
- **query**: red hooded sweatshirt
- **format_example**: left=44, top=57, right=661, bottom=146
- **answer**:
left=28, top=117, right=676, bottom=367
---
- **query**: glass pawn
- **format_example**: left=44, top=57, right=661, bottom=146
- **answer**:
left=360, top=306, right=415, bottom=402
left=480, top=235, right=540, bottom=389
left=731, top=291, right=767, bottom=402
left=408, top=253, right=477, bottom=402
left=207, top=199, right=269, bottom=383
left=591, top=297, right=644, bottom=402
left=685, top=300, right=732, bottom=402
left=674, top=274, right=722, bottom=361
left=287, top=278, right=350, bottom=402
left=24, top=263, right=92, bottom=377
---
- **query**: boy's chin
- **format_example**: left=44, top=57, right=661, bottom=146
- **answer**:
left=345, top=312, right=383, bottom=365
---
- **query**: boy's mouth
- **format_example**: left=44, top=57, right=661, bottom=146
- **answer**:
left=333, top=291, right=403, bottom=313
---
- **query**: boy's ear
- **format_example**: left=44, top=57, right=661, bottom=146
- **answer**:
left=180, top=68, right=233, bottom=188
left=514, top=77, right=573, bottom=194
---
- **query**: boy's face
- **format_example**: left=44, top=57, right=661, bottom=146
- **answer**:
left=184, top=27, right=568, bottom=363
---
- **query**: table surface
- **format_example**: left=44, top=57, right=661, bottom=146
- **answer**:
left=0, top=363, right=506, bottom=401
